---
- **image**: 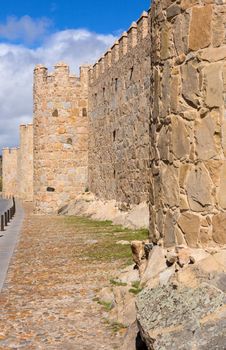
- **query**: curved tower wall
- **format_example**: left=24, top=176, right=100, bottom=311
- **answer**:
left=33, top=63, right=89, bottom=214
left=149, top=0, right=226, bottom=247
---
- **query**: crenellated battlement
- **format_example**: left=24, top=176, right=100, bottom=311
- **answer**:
left=34, top=62, right=90, bottom=89
left=89, top=10, right=150, bottom=83
left=2, top=147, right=19, bottom=154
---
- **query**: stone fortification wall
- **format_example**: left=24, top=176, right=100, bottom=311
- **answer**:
left=88, top=11, right=150, bottom=206
left=149, top=0, right=226, bottom=247
left=2, top=148, right=18, bottom=197
left=33, top=63, right=89, bottom=214
left=17, top=124, right=34, bottom=201
left=3, top=0, right=226, bottom=249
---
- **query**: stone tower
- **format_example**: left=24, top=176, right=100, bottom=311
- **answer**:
left=17, top=124, right=34, bottom=201
left=33, top=63, right=89, bottom=214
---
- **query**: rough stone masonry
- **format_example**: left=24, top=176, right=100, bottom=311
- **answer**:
left=2, top=0, right=226, bottom=248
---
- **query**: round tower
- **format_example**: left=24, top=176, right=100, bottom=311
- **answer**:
left=149, top=0, right=226, bottom=247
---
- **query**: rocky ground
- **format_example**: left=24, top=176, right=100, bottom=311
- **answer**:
left=0, top=204, right=148, bottom=350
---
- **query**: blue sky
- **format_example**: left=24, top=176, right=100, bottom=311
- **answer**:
left=0, top=0, right=150, bottom=45
left=0, top=0, right=150, bottom=150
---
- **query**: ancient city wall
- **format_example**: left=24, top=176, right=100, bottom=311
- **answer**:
left=2, top=148, right=18, bottom=197
left=3, top=0, right=226, bottom=248
left=88, top=12, right=151, bottom=206
left=17, top=124, right=33, bottom=201
left=149, top=0, right=226, bottom=247
left=33, top=63, right=89, bottom=214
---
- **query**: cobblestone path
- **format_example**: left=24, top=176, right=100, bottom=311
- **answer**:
left=0, top=204, right=124, bottom=349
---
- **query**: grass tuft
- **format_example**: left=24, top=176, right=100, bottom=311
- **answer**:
left=104, top=319, right=128, bottom=334
left=110, top=279, right=127, bottom=287
left=93, top=297, right=113, bottom=311
left=129, top=280, right=143, bottom=295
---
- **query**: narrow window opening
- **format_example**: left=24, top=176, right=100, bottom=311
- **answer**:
left=52, top=109, right=58, bottom=117
left=115, top=78, right=118, bottom=92
left=82, top=108, right=87, bottom=117
left=67, top=138, right=72, bottom=145
left=130, top=66, right=134, bottom=80
left=113, top=130, right=116, bottom=141
left=47, top=187, right=55, bottom=192
left=114, top=169, right=116, bottom=179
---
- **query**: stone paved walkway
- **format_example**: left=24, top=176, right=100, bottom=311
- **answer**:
left=0, top=204, right=124, bottom=349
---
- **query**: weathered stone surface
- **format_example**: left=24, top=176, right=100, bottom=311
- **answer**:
left=212, top=213, right=226, bottom=245
left=199, top=47, right=226, bottom=62
left=181, top=0, right=199, bottom=10
left=111, top=286, right=136, bottom=326
left=189, top=5, right=212, bottom=51
left=212, top=11, right=225, bottom=48
left=131, top=241, right=146, bottom=267
left=122, top=322, right=138, bottom=350
left=160, top=24, right=171, bottom=60
left=98, top=287, right=115, bottom=304
left=160, top=163, right=180, bottom=207
left=137, top=284, right=226, bottom=350
left=159, top=265, right=175, bottom=286
left=178, top=212, right=200, bottom=247
left=163, top=210, right=177, bottom=247
left=204, top=62, right=224, bottom=108
left=182, top=60, right=199, bottom=106
left=117, top=265, right=140, bottom=284
left=171, top=116, right=190, bottom=159
left=157, top=126, right=170, bottom=160
left=195, top=114, right=218, bottom=160
left=218, top=163, right=226, bottom=209
left=222, top=119, right=226, bottom=156
left=214, top=250, right=226, bottom=270
left=186, top=164, right=213, bottom=212
left=141, top=246, right=167, bottom=284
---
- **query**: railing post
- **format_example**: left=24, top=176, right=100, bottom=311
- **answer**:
left=1, top=215, right=4, bottom=231
left=4, top=212, right=8, bottom=226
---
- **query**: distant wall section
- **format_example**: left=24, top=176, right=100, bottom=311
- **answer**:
left=2, top=148, right=18, bottom=197
left=88, top=12, right=150, bottom=206
left=17, top=124, right=33, bottom=201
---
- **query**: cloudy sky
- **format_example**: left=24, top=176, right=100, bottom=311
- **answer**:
left=0, top=0, right=149, bottom=151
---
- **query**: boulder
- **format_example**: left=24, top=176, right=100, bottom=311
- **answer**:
left=137, top=284, right=226, bottom=349
left=141, top=246, right=167, bottom=285
left=117, top=264, right=140, bottom=284
left=131, top=241, right=146, bottom=267
left=110, top=286, right=136, bottom=326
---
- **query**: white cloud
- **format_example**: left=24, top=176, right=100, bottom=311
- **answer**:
left=0, top=16, right=52, bottom=44
left=0, top=28, right=116, bottom=151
